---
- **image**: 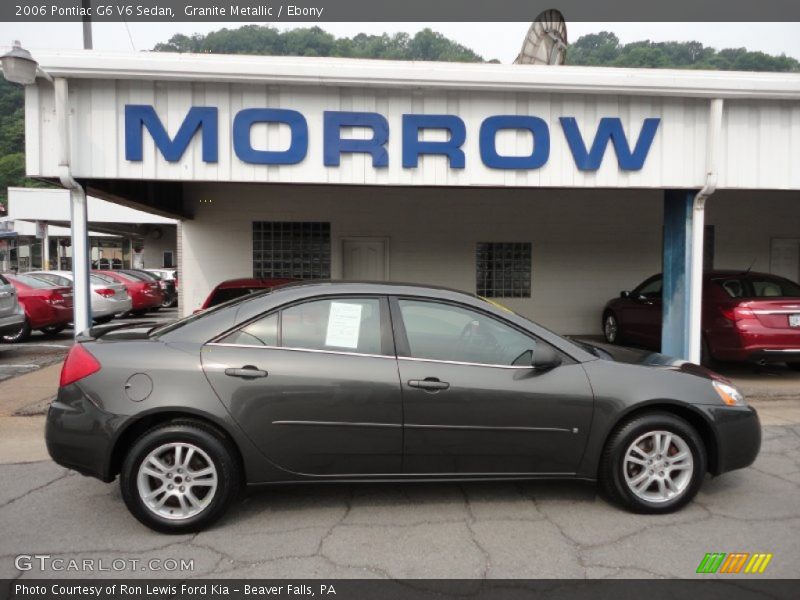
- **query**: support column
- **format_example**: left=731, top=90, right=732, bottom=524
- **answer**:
left=662, top=189, right=704, bottom=362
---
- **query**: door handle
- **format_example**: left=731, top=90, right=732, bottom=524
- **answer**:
left=225, top=366, right=268, bottom=379
left=408, top=378, right=450, bottom=391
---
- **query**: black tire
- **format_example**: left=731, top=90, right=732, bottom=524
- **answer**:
left=40, top=324, right=67, bottom=337
left=131, top=309, right=148, bottom=317
left=93, top=315, right=114, bottom=324
left=2, top=318, right=31, bottom=343
left=120, top=421, right=241, bottom=534
left=603, top=311, right=621, bottom=344
left=149, top=306, right=161, bottom=313
left=599, top=412, right=706, bottom=514
left=786, top=362, right=800, bottom=372
left=160, top=297, right=172, bottom=309
left=700, top=336, right=715, bottom=368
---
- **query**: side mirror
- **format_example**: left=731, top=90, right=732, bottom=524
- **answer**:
left=620, top=291, right=630, bottom=299
left=532, top=345, right=563, bottom=370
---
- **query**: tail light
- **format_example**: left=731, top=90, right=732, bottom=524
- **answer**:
left=720, top=305, right=756, bottom=324
left=46, top=292, right=65, bottom=305
left=94, top=288, right=115, bottom=298
left=60, top=344, right=101, bottom=387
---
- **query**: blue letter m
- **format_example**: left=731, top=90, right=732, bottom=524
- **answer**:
left=560, top=117, right=660, bottom=171
left=125, top=105, right=218, bottom=163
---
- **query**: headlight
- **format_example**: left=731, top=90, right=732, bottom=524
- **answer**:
left=712, top=380, right=746, bottom=406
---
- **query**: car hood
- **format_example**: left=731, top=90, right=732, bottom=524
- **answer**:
left=571, top=338, right=717, bottom=381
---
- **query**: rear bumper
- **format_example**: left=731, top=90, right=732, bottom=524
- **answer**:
left=704, top=405, right=761, bottom=475
left=45, top=384, right=126, bottom=482
left=92, top=295, right=133, bottom=317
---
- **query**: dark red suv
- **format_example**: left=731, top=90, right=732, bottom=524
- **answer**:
left=602, top=270, right=800, bottom=367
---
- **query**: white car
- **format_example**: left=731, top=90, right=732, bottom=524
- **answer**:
left=28, top=270, right=132, bottom=323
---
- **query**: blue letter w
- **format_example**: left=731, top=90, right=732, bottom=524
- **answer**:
left=559, top=117, right=660, bottom=171
left=125, top=105, right=218, bottom=163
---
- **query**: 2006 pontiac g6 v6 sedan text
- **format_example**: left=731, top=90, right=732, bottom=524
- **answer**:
left=46, top=282, right=761, bottom=533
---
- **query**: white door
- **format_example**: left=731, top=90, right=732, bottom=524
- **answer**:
left=770, top=239, right=800, bottom=283
left=342, top=238, right=388, bottom=281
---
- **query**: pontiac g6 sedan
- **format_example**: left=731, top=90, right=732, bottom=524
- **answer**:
left=46, top=282, right=761, bottom=533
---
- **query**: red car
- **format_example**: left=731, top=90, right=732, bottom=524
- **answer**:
left=197, top=278, right=296, bottom=312
left=94, top=270, right=164, bottom=316
left=603, top=270, right=800, bottom=368
left=2, top=273, right=74, bottom=342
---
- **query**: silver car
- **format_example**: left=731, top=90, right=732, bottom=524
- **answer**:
left=0, top=273, right=26, bottom=338
left=28, top=270, right=132, bottom=323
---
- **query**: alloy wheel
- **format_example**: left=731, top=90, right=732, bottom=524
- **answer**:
left=136, top=442, right=218, bottom=520
left=604, top=314, right=618, bottom=343
left=623, top=430, right=694, bottom=503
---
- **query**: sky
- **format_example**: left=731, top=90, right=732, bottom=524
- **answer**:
left=0, top=22, right=798, bottom=63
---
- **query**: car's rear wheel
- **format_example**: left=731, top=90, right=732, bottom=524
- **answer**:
left=2, top=318, right=31, bottom=343
left=603, top=312, right=620, bottom=344
left=40, top=324, right=66, bottom=336
left=600, top=412, right=706, bottom=513
left=120, top=421, right=240, bottom=533
left=786, top=362, right=800, bottom=372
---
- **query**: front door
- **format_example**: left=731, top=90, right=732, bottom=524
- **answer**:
left=202, top=296, right=402, bottom=477
left=342, top=238, right=388, bottom=281
left=391, top=298, right=594, bottom=475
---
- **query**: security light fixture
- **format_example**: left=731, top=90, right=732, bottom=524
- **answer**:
left=1, top=40, right=52, bottom=85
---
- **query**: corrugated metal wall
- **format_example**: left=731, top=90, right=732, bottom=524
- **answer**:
left=25, top=78, right=800, bottom=190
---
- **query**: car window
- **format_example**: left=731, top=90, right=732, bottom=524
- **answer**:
left=397, top=299, right=536, bottom=366
left=282, top=298, right=383, bottom=355
left=220, top=313, right=278, bottom=346
left=209, top=287, right=264, bottom=307
left=635, top=277, right=662, bottom=299
left=747, top=276, right=800, bottom=298
left=714, top=278, right=745, bottom=298
left=91, top=272, right=116, bottom=284
left=31, top=273, right=71, bottom=287
left=9, top=274, right=56, bottom=289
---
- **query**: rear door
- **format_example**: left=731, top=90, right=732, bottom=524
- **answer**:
left=201, top=295, right=403, bottom=476
left=391, top=297, right=594, bottom=475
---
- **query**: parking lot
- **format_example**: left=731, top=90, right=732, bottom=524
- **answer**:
left=0, top=315, right=798, bottom=580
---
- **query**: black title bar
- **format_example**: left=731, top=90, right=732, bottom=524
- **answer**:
left=2, top=0, right=800, bottom=22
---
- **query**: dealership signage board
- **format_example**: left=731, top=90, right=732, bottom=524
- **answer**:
left=23, top=77, right=799, bottom=189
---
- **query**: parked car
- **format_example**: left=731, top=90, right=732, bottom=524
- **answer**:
left=29, top=270, right=132, bottom=324
left=198, top=277, right=296, bottom=311
left=134, top=269, right=178, bottom=308
left=602, top=270, right=800, bottom=367
left=46, top=282, right=760, bottom=533
left=0, top=273, right=26, bottom=340
left=2, top=273, right=74, bottom=342
left=93, top=270, right=163, bottom=316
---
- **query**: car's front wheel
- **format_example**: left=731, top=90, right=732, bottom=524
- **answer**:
left=120, top=421, right=241, bottom=533
left=603, top=312, right=621, bottom=344
left=600, top=412, right=706, bottom=513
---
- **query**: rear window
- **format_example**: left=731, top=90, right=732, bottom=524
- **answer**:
left=208, top=287, right=266, bottom=307
left=10, top=274, right=56, bottom=289
left=92, top=272, right=116, bottom=284
left=31, top=273, right=71, bottom=287
left=713, top=276, right=800, bottom=298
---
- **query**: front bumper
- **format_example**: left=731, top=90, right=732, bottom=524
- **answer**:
left=705, top=404, right=761, bottom=475
left=45, top=384, right=127, bottom=482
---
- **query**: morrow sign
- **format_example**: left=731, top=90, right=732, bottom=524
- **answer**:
left=125, top=105, right=661, bottom=172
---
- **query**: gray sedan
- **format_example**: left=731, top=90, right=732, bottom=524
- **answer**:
left=45, top=282, right=761, bottom=533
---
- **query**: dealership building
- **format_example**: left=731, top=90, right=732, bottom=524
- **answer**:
left=14, top=50, right=800, bottom=360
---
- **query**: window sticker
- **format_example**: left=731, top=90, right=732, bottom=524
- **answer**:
left=325, top=302, right=363, bottom=349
